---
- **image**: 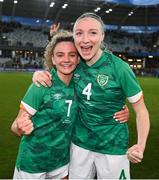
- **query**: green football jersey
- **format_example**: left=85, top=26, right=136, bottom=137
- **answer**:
left=16, top=68, right=78, bottom=173
left=72, top=50, right=142, bottom=155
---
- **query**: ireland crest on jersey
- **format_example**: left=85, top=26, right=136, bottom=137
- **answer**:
left=97, top=74, right=109, bottom=86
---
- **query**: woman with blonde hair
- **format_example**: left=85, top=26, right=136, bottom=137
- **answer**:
left=11, top=30, right=79, bottom=179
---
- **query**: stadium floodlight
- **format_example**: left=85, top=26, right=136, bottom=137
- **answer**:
left=94, top=7, right=101, bottom=12
left=0, top=0, right=4, bottom=2
left=128, top=11, right=134, bottom=16
left=62, top=3, right=68, bottom=8
left=50, top=2, right=55, bottom=7
left=105, top=8, right=113, bottom=13
left=137, top=65, right=142, bottom=68
left=128, top=59, right=133, bottom=62
left=14, top=0, right=17, bottom=3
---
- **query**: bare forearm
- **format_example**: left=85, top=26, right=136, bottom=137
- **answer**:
left=132, top=98, right=150, bottom=152
left=136, top=107, right=150, bottom=151
left=127, top=98, right=150, bottom=163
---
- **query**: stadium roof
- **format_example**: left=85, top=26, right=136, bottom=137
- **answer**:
left=0, top=0, right=159, bottom=28
left=106, top=0, right=159, bottom=6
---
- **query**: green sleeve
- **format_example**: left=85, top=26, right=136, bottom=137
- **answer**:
left=21, top=83, right=47, bottom=115
left=118, top=62, right=142, bottom=102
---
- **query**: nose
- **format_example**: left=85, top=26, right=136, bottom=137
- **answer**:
left=82, top=33, right=89, bottom=43
left=63, top=55, right=70, bottom=62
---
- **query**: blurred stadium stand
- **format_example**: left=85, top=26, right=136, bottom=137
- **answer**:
left=0, top=0, right=159, bottom=76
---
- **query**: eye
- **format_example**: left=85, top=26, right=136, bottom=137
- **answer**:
left=90, top=31, right=97, bottom=35
left=75, top=31, right=82, bottom=36
left=56, top=53, right=63, bottom=58
left=69, top=53, right=77, bottom=57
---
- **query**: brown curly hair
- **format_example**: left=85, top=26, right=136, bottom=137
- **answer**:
left=43, top=30, right=74, bottom=70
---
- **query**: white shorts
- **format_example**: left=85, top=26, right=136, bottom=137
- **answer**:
left=69, top=143, right=130, bottom=179
left=13, top=164, right=68, bottom=179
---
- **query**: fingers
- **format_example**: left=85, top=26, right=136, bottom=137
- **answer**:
left=34, top=81, right=41, bottom=88
left=22, top=123, right=34, bottom=135
left=127, top=150, right=143, bottom=163
left=16, top=117, right=34, bottom=135
left=114, top=105, right=129, bottom=123
left=17, top=117, right=30, bottom=129
left=45, top=71, right=52, bottom=80
left=56, top=22, right=60, bottom=30
left=32, top=71, right=40, bottom=85
left=127, top=144, right=144, bottom=163
left=113, top=114, right=128, bottom=123
left=32, top=71, right=52, bottom=87
left=122, top=105, right=128, bottom=110
left=40, top=71, right=52, bottom=87
left=113, top=113, right=128, bottom=123
left=50, top=23, right=60, bottom=35
left=37, top=80, right=50, bottom=88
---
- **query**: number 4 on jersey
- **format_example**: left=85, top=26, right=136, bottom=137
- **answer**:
left=82, top=83, right=92, bottom=100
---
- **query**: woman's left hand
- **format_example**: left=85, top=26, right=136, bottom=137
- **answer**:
left=113, top=105, right=129, bottom=123
left=127, top=144, right=144, bottom=163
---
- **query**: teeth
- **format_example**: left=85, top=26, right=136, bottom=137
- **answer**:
left=62, top=64, right=71, bottom=67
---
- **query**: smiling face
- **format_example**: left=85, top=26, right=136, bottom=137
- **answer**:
left=73, top=17, right=104, bottom=65
left=52, top=41, right=79, bottom=80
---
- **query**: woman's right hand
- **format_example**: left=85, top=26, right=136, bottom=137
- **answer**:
left=32, top=71, right=52, bottom=87
left=11, top=110, right=33, bottom=136
left=16, top=112, right=34, bottom=136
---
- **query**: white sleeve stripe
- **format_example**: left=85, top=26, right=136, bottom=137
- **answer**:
left=127, top=91, right=143, bottom=103
left=21, top=101, right=37, bottom=115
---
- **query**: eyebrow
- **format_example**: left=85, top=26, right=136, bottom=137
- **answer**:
left=75, top=28, right=99, bottom=31
left=55, top=51, right=77, bottom=54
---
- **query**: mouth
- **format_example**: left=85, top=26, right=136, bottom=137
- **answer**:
left=81, top=45, right=92, bottom=54
left=61, top=63, right=73, bottom=68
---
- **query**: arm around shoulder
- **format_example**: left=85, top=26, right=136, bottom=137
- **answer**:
left=32, top=70, right=52, bottom=87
